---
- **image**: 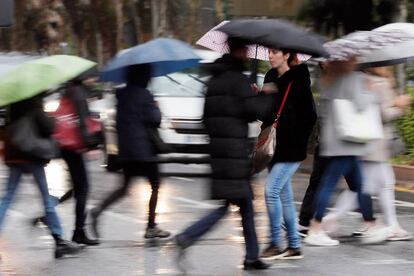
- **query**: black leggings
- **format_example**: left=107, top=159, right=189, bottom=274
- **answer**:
left=61, top=149, right=89, bottom=230
left=96, top=162, right=160, bottom=228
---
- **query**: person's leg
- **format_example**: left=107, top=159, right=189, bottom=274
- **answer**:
left=280, top=167, right=301, bottom=250
left=304, top=157, right=351, bottom=246
left=143, top=162, right=170, bottom=238
left=94, top=167, right=132, bottom=215
left=145, top=163, right=160, bottom=229
left=176, top=201, right=229, bottom=248
left=265, top=162, right=300, bottom=248
left=236, top=198, right=259, bottom=261
left=313, top=157, right=350, bottom=223
left=90, top=164, right=132, bottom=238
left=299, top=146, right=329, bottom=227
left=346, top=158, right=375, bottom=223
left=31, top=164, right=64, bottom=237
left=0, top=167, right=23, bottom=229
left=62, top=150, right=89, bottom=231
left=378, top=182, right=398, bottom=227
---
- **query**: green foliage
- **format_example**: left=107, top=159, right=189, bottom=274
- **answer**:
left=407, top=65, right=414, bottom=81
left=396, top=86, right=414, bottom=164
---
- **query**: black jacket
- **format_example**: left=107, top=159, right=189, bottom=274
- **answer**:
left=262, top=64, right=317, bottom=164
left=4, top=96, right=55, bottom=165
left=204, top=54, right=273, bottom=200
left=116, top=74, right=161, bottom=162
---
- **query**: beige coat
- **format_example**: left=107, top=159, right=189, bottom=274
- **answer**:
left=363, top=74, right=405, bottom=162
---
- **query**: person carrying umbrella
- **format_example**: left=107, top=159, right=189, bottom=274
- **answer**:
left=175, top=37, right=274, bottom=271
left=90, top=63, right=170, bottom=240
left=90, top=38, right=201, bottom=240
left=0, top=55, right=95, bottom=258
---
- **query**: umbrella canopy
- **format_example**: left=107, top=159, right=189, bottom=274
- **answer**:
left=197, top=20, right=311, bottom=62
left=324, top=30, right=414, bottom=62
left=0, top=55, right=96, bottom=106
left=101, top=38, right=201, bottom=82
left=217, top=19, right=328, bottom=57
left=357, top=23, right=414, bottom=68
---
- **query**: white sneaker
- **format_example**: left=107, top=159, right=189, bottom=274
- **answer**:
left=387, top=228, right=413, bottom=241
left=322, top=213, right=339, bottom=234
left=361, top=226, right=389, bottom=244
left=304, top=232, right=340, bottom=246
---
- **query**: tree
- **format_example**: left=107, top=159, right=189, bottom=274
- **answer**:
left=298, top=0, right=401, bottom=38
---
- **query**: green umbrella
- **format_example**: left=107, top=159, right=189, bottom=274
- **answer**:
left=0, top=55, right=96, bottom=106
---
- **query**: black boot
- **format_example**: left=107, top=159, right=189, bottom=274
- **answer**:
left=53, top=236, right=82, bottom=259
left=72, top=229, right=100, bottom=246
left=243, top=259, right=270, bottom=270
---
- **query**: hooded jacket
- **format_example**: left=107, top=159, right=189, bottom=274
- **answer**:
left=204, top=54, right=273, bottom=199
left=116, top=65, right=161, bottom=162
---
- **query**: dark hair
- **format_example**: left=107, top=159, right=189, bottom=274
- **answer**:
left=126, top=63, right=152, bottom=86
left=282, top=50, right=296, bottom=66
left=227, top=37, right=249, bottom=52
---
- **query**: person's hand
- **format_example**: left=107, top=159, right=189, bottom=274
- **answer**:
left=394, top=94, right=412, bottom=110
left=261, top=83, right=278, bottom=94
left=251, top=83, right=259, bottom=93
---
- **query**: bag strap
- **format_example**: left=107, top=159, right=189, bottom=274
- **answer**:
left=273, top=81, right=293, bottom=126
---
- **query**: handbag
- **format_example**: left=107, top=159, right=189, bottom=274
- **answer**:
left=332, top=99, right=384, bottom=143
left=53, top=96, right=103, bottom=151
left=251, top=82, right=293, bottom=174
left=9, top=115, right=59, bottom=160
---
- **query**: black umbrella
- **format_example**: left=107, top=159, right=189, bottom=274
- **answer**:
left=218, top=19, right=328, bottom=58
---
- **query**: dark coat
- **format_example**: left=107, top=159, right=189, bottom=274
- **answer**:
left=262, top=64, right=317, bottom=164
left=116, top=81, right=161, bottom=162
left=204, top=54, right=273, bottom=200
left=4, top=96, right=55, bottom=165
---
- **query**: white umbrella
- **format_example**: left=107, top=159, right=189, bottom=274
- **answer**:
left=196, top=21, right=311, bottom=62
left=324, top=30, right=413, bottom=61
left=357, top=23, right=414, bottom=67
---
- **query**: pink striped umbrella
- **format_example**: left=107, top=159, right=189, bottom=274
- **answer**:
left=196, top=21, right=310, bottom=62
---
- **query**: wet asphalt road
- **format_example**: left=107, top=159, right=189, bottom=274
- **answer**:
left=0, top=157, right=413, bottom=276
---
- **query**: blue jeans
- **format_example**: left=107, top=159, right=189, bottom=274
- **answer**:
left=0, top=164, right=63, bottom=237
left=178, top=198, right=259, bottom=260
left=265, top=162, right=301, bottom=249
left=314, top=156, right=374, bottom=222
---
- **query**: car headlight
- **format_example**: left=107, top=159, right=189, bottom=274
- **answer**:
left=44, top=100, right=60, bottom=113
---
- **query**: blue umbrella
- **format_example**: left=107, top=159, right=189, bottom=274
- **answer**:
left=101, top=38, right=201, bottom=82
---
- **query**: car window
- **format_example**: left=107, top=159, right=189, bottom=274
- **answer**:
left=148, top=73, right=207, bottom=97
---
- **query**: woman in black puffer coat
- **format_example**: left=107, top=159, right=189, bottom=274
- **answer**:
left=175, top=38, right=273, bottom=271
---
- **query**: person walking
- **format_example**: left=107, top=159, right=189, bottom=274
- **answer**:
left=304, top=57, right=387, bottom=246
left=90, top=64, right=170, bottom=240
left=175, top=37, right=273, bottom=271
left=60, top=78, right=101, bottom=245
left=260, top=50, right=317, bottom=260
left=323, top=66, right=412, bottom=241
left=0, top=96, right=81, bottom=258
